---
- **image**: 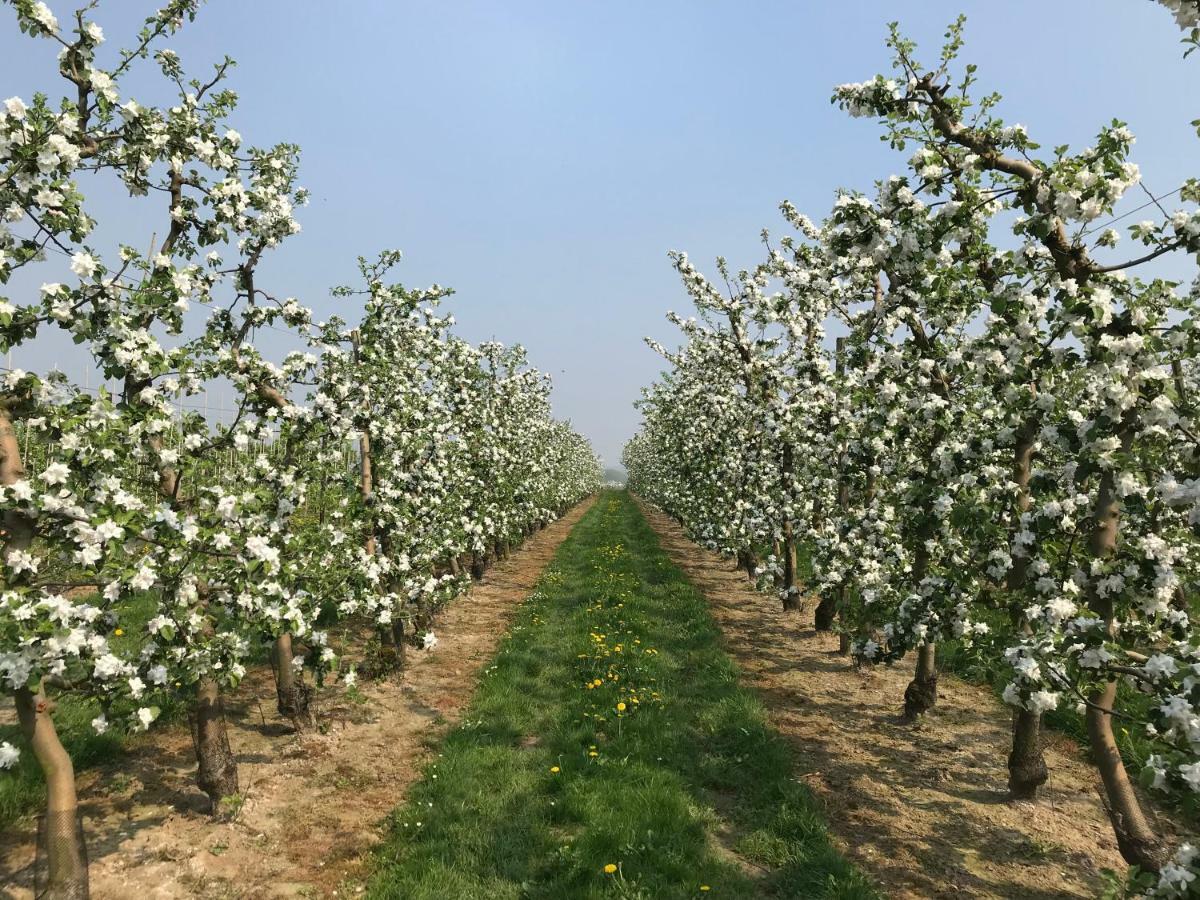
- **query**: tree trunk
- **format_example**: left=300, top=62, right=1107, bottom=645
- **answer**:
left=825, top=340, right=851, bottom=641
left=470, top=550, right=486, bottom=580
left=1088, top=681, right=1167, bottom=870
left=192, top=678, right=238, bottom=814
left=1084, top=446, right=1167, bottom=871
left=813, top=589, right=837, bottom=630
left=1008, top=708, right=1049, bottom=799
left=1006, top=421, right=1036, bottom=592
left=392, top=618, right=407, bottom=663
left=5, top=410, right=87, bottom=896
left=378, top=623, right=401, bottom=668
left=17, top=685, right=88, bottom=899
left=903, top=642, right=938, bottom=720
left=739, top=548, right=758, bottom=581
left=781, top=521, right=800, bottom=611
left=271, top=633, right=311, bottom=729
left=901, top=536, right=937, bottom=719
left=1006, top=419, right=1049, bottom=799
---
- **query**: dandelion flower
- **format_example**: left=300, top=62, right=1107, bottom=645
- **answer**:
left=603, top=863, right=617, bottom=874
left=616, top=702, right=626, bottom=712
left=550, top=766, right=560, bottom=773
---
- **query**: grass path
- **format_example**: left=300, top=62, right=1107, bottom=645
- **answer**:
left=369, top=491, right=872, bottom=899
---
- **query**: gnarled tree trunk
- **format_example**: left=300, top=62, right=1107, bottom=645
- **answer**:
left=378, top=618, right=402, bottom=669
left=902, top=543, right=938, bottom=719
left=1085, top=452, right=1167, bottom=871
left=781, top=522, right=800, bottom=612
left=1008, top=708, right=1048, bottom=800
left=392, top=618, right=407, bottom=663
left=1006, top=419, right=1048, bottom=800
left=813, top=590, right=837, bottom=631
left=823, top=336, right=851, bottom=640
left=192, top=678, right=238, bottom=814
left=903, top=642, right=938, bottom=720
left=738, top=548, right=759, bottom=582
left=4, top=405, right=87, bottom=896
left=271, top=633, right=311, bottom=729
left=17, top=685, right=87, bottom=899
left=779, top=444, right=801, bottom=612
left=1089, top=680, right=1167, bottom=869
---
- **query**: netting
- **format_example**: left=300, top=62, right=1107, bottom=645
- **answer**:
left=35, top=810, right=89, bottom=899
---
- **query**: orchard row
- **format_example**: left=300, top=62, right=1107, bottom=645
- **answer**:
left=626, top=5, right=1200, bottom=897
left=0, top=2, right=600, bottom=895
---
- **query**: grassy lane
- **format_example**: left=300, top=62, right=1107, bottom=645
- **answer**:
left=369, top=491, right=874, bottom=899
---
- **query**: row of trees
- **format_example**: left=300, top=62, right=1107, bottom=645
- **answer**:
left=0, top=3, right=599, bottom=896
left=626, top=5, right=1200, bottom=897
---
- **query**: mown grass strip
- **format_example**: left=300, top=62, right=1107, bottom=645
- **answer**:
left=369, top=490, right=875, bottom=899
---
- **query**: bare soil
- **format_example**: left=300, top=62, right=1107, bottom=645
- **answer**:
left=0, top=498, right=593, bottom=900
left=636, top=497, right=1186, bottom=900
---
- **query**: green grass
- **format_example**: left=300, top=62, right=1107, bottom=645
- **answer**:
left=0, top=692, right=125, bottom=828
left=368, top=490, right=875, bottom=900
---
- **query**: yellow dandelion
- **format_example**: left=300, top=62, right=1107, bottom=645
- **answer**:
left=113, top=628, right=124, bottom=636
left=603, top=863, right=617, bottom=874
left=616, top=702, right=626, bottom=712
left=700, top=886, right=711, bottom=892
left=550, top=766, right=560, bottom=773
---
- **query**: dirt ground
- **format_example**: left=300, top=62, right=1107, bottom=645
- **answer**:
left=0, top=498, right=593, bottom=900
left=636, top=497, right=1186, bottom=900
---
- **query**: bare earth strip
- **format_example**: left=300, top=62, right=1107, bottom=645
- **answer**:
left=1, top=497, right=594, bottom=900
left=635, top=496, right=1187, bottom=900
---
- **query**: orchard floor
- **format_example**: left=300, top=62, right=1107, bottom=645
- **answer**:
left=2, top=493, right=1184, bottom=899
left=635, top=496, right=1187, bottom=900
left=366, top=490, right=871, bottom=899
left=0, top=498, right=595, bottom=900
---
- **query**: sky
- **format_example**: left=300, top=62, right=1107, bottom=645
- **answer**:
left=2, top=0, right=1198, bottom=468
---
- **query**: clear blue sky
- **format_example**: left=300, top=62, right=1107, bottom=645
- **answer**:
left=3, top=1, right=1197, bottom=467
